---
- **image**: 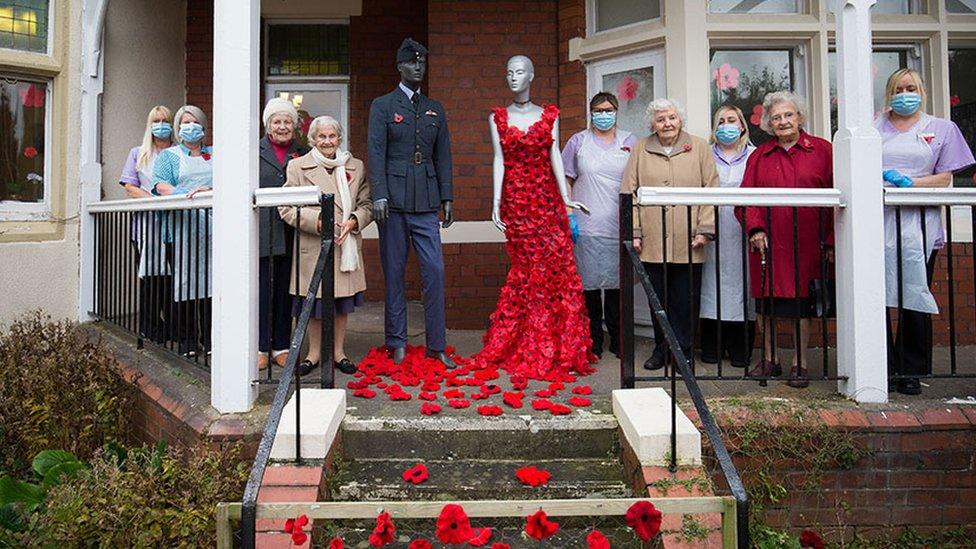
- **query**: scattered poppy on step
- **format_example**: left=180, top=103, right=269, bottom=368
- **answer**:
left=401, top=463, right=429, bottom=484
left=468, top=527, right=493, bottom=547
left=534, top=389, right=554, bottom=398
left=328, top=537, right=344, bottom=549
left=568, top=396, right=592, bottom=407
left=448, top=398, right=471, bottom=409
left=502, top=392, right=523, bottom=408
left=436, top=504, right=474, bottom=545
left=549, top=404, right=572, bottom=416
left=353, top=388, right=376, bottom=399
left=625, top=500, right=662, bottom=542
left=284, top=514, right=309, bottom=546
left=548, top=381, right=564, bottom=391
left=476, top=405, right=503, bottom=416
left=408, top=539, right=432, bottom=549
left=524, top=509, right=559, bottom=541
left=572, top=385, right=592, bottom=395
left=531, top=399, right=553, bottom=411
left=420, top=402, right=441, bottom=415
left=515, top=465, right=551, bottom=487
left=444, top=388, right=465, bottom=399
left=586, top=530, right=610, bottom=549
left=369, top=511, right=396, bottom=547
left=418, top=391, right=437, bottom=401
left=490, top=544, right=511, bottom=549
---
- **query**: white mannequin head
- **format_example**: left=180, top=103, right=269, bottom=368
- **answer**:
left=506, top=55, right=535, bottom=94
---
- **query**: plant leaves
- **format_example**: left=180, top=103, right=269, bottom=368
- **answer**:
left=32, top=450, right=79, bottom=479
left=0, top=503, right=26, bottom=532
left=41, top=461, right=87, bottom=489
left=0, top=477, right=44, bottom=508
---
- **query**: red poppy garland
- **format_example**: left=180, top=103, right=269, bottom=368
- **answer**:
left=625, top=500, right=662, bottom=542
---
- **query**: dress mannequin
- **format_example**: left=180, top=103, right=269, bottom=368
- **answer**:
left=489, top=55, right=587, bottom=232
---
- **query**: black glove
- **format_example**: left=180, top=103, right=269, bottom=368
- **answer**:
left=373, top=198, right=389, bottom=224
left=442, top=200, right=454, bottom=229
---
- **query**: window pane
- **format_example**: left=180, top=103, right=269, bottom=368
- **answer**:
left=947, top=0, right=976, bottom=13
left=595, top=0, right=661, bottom=32
left=828, top=0, right=916, bottom=13
left=709, top=49, right=795, bottom=145
left=267, top=24, right=349, bottom=77
left=0, top=75, right=46, bottom=203
left=709, top=0, right=801, bottom=14
left=827, top=50, right=908, bottom=135
left=0, top=1, right=49, bottom=53
left=602, top=66, right=656, bottom=137
left=949, top=48, right=976, bottom=187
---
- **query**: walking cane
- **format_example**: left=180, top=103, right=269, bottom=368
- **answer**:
left=758, top=248, right=769, bottom=387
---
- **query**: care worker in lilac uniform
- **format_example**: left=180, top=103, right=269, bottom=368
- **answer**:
left=561, top=92, right=637, bottom=360
left=875, top=68, right=975, bottom=395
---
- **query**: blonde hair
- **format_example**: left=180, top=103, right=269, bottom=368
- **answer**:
left=173, top=105, right=209, bottom=145
left=709, top=105, right=752, bottom=150
left=136, top=105, right=173, bottom=171
left=883, top=68, right=927, bottom=113
left=759, top=91, right=807, bottom=134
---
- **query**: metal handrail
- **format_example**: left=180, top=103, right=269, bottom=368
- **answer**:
left=240, top=193, right=335, bottom=549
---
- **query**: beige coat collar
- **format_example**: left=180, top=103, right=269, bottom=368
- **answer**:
left=643, top=130, right=693, bottom=157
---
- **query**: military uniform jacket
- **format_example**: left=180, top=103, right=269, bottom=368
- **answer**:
left=259, top=135, right=310, bottom=257
left=367, top=88, right=453, bottom=213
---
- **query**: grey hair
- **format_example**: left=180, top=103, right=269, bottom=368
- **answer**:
left=760, top=91, right=807, bottom=134
left=507, top=55, right=535, bottom=74
left=307, top=115, right=343, bottom=142
left=173, top=105, right=208, bottom=143
left=644, top=98, right=686, bottom=131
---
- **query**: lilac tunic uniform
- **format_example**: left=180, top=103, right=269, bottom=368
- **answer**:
left=119, top=146, right=169, bottom=278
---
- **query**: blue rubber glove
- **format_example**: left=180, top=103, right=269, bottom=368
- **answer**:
left=568, top=213, right=580, bottom=242
left=883, top=169, right=914, bottom=188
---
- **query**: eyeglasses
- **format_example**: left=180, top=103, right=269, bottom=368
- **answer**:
left=592, top=108, right=616, bottom=114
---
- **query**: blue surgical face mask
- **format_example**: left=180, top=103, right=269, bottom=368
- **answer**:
left=889, top=92, right=921, bottom=116
left=591, top=111, right=616, bottom=131
left=714, top=123, right=741, bottom=145
left=151, top=122, right=173, bottom=140
left=178, top=122, right=205, bottom=144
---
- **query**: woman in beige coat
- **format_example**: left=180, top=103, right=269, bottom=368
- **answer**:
left=621, top=98, right=719, bottom=371
left=279, top=115, right=373, bottom=376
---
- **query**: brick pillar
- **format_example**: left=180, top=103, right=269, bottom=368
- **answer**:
left=558, top=0, right=587, bottom=141
left=185, top=0, right=214, bottom=141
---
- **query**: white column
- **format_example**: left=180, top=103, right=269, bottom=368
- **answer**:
left=832, top=0, right=888, bottom=402
left=211, top=0, right=260, bottom=413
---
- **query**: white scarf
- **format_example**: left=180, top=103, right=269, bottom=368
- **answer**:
left=310, top=147, right=358, bottom=272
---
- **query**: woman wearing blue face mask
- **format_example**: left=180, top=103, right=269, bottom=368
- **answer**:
left=876, top=69, right=975, bottom=395
left=153, top=104, right=215, bottom=357
left=119, top=105, right=174, bottom=344
left=560, top=92, right=637, bottom=359
left=700, top=105, right=756, bottom=369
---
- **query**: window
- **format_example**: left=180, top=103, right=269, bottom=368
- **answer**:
left=827, top=46, right=917, bottom=134
left=587, top=49, right=666, bottom=138
left=709, top=0, right=802, bottom=14
left=948, top=48, right=976, bottom=187
left=709, top=48, right=801, bottom=145
left=266, top=23, right=348, bottom=77
left=0, top=1, right=48, bottom=53
left=0, top=75, right=48, bottom=210
left=591, top=0, right=660, bottom=32
left=827, top=0, right=920, bottom=14
left=947, top=0, right=976, bottom=13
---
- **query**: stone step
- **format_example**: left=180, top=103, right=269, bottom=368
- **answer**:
left=331, top=458, right=632, bottom=502
left=340, top=413, right=619, bottom=460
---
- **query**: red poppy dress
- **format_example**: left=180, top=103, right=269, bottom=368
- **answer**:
left=470, top=105, right=594, bottom=381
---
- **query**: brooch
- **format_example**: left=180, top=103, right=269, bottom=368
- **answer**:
left=425, top=110, right=438, bottom=116
left=920, top=132, right=935, bottom=145
left=682, top=143, right=692, bottom=152
left=393, top=113, right=403, bottom=123
left=201, top=152, right=211, bottom=161
left=621, top=146, right=631, bottom=152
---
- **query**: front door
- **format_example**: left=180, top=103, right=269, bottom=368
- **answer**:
left=264, top=82, right=349, bottom=144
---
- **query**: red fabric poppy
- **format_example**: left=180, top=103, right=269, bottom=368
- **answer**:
left=393, top=113, right=404, bottom=123
left=328, top=537, right=344, bottom=548
left=420, top=402, right=441, bottom=415
left=401, top=463, right=429, bottom=484
left=490, top=544, right=510, bottom=549
left=284, top=515, right=310, bottom=546
left=586, top=530, right=610, bottom=549
left=515, top=465, right=551, bottom=487
left=549, top=404, right=572, bottom=415
left=291, top=531, right=308, bottom=546
left=531, top=399, right=553, bottom=410
left=353, top=389, right=377, bottom=399
left=477, top=405, right=503, bottom=416
left=682, top=143, right=692, bottom=152
left=463, top=378, right=483, bottom=387
left=23, top=146, right=37, bottom=159
left=799, top=529, right=825, bottom=549
left=448, top=399, right=471, bottom=409
left=201, top=153, right=212, bottom=161
left=444, top=389, right=465, bottom=399
left=568, top=397, right=591, bottom=407
left=548, top=382, right=564, bottom=391
left=484, top=384, right=501, bottom=395
left=377, top=382, right=388, bottom=389
left=625, top=500, right=662, bottom=542
left=534, top=389, right=554, bottom=398
left=474, top=369, right=500, bottom=381
left=470, top=392, right=489, bottom=401
left=436, top=504, right=474, bottom=545
left=502, top=392, right=523, bottom=408
left=572, top=385, right=592, bottom=395
left=524, top=509, right=559, bottom=541
left=422, top=382, right=441, bottom=392
left=419, top=392, right=437, bottom=401
left=369, top=511, right=396, bottom=547
left=621, top=146, right=632, bottom=153
left=468, top=527, right=492, bottom=547
left=408, top=540, right=432, bottom=549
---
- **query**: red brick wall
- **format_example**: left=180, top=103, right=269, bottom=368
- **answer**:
left=185, top=0, right=213, bottom=142
left=558, top=0, right=587, bottom=141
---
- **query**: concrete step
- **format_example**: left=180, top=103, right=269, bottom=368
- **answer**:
left=340, top=413, right=620, bottom=460
left=331, top=458, right=632, bottom=502
left=309, top=523, right=643, bottom=547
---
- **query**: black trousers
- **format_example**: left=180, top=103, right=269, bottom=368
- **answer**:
left=259, top=254, right=293, bottom=353
left=887, top=249, right=938, bottom=377
left=700, top=318, right=755, bottom=367
left=170, top=297, right=211, bottom=354
left=643, top=263, right=702, bottom=359
left=584, top=289, right=620, bottom=357
left=138, top=275, right=172, bottom=344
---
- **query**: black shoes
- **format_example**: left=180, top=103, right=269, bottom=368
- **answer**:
left=391, top=347, right=406, bottom=364
left=426, top=350, right=457, bottom=370
left=298, top=359, right=319, bottom=376
left=643, top=354, right=665, bottom=371
left=895, top=378, right=921, bottom=395
left=335, top=357, right=357, bottom=375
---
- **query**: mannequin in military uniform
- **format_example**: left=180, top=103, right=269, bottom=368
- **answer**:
left=368, top=38, right=456, bottom=368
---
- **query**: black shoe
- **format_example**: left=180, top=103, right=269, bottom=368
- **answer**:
left=700, top=352, right=719, bottom=364
left=426, top=350, right=457, bottom=370
left=298, top=359, right=319, bottom=376
left=896, top=378, right=921, bottom=395
left=643, top=354, right=665, bottom=371
left=608, top=343, right=620, bottom=358
left=335, top=357, right=357, bottom=375
left=391, top=347, right=406, bottom=364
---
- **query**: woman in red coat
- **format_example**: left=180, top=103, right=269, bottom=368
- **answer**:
left=739, top=91, right=833, bottom=388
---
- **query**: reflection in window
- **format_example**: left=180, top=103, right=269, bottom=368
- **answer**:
left=946, top=0, right=976, bottom=13
left=827, top=0, right=918, bottom=13
left=267, top=24, right=349, bottom=77
left=828, top=49, right=910, bottom=135
left=709, top=0, right=801, bottom=13
left=602, top=67, right=655, bottom=137
left=709, top=49, right=796, bottom=145
left=0, top=76, right=47, bottom=203
left=0, top=1, right=48, bottom=53
left=594, top=0, right=660, bottom=32
left=949, top=49, right=976, bottom=187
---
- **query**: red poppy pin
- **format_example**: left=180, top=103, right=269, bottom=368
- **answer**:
left=920, top=132, right=935, bottom=145
left=682, top=143, right=693, bottom=152
left=202, top=152, right=212, bottom=161
left=393, top=113, right=404, bottom=123
left=290, top=152, right=300, bottom=160
left=621, top=146, right=631, bottom=152
left=23, top=146, right=37, bottom=159
left=346, top=172, right=352, bottom=182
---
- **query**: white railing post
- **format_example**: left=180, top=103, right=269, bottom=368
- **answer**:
left=832, top=0, right=888, bottom=402
left=211, top=0, right=260, bottom=413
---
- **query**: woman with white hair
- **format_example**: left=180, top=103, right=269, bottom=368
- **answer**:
left=256, top=98, right=310, bottom=370
left=738, top=91, right=834, bottom=389
left=119, top=105, right=174, bottom=344
left=153, top=104, right=213, bottom=357
left=621, top=97, right=719, bottom=371
left=279, top=115, right=372, bottom=377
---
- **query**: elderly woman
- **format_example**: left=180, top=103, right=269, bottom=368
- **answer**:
left=876, top=69, right=975, bottom=395
left=562, top=91, right=637, bottom=359
left=700, top=105, right=756, bottom=369
left=739, top=91, right=833, bottom=389
left=153, top=104, right=213, bottom=357
left=119, top=105, right=174, bottom=344
left=622, top=98, right=718, bottom=371
left=257, top=98, right=310, bottom=370
left=279, top=116, right=372, bottom=377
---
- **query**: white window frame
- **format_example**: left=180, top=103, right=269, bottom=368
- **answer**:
left=586, top=0, right=663, bottom=36
left=0, top=0, right=54, bottom=56
left=0, top=73, right=53, bottom=220
left=707, top=41, right=809, bottom=104
left=707, top=0, right=806, bottom=15
left=263, top=18, right=350, bottom=83
left=586, top=48, right=667, bottom=125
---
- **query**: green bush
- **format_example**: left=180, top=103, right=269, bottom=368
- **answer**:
left=0, top=312, right=134, bottom=479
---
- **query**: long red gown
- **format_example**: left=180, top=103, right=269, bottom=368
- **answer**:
left=470, top=104, right=594, bottom=381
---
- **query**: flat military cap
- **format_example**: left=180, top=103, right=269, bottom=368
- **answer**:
left=396, top=38, right=428, bottom=63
